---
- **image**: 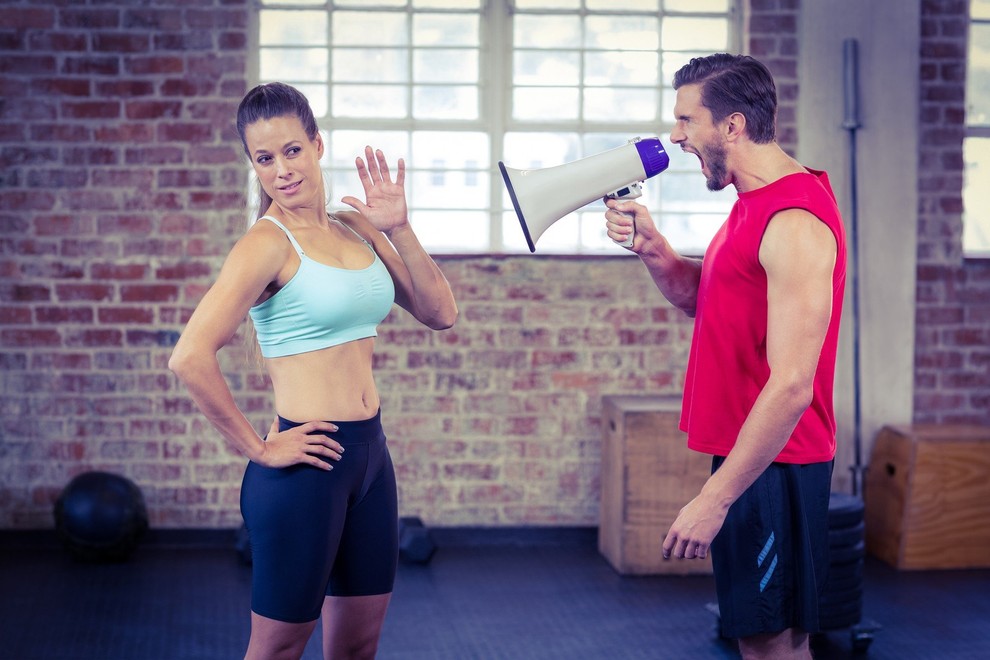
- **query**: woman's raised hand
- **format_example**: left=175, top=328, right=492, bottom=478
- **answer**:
left=256, top=419, right=344, bottom=470
left=341, top=146, right=409, bottom=234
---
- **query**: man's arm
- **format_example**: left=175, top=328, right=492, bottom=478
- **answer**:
left=661, top=208, right=838, bottom=559
left=605, top=198, right=703, bottom=316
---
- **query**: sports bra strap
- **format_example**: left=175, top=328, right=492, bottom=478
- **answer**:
left=259, top=216, right=305, bottom=256
left=329, top=213, right=372, bottom=247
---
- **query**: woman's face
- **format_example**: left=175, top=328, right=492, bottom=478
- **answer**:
left=243, top=115, right=324, bottom=212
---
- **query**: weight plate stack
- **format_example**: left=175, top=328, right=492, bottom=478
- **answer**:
left=818, top=492, right=866, bottom=630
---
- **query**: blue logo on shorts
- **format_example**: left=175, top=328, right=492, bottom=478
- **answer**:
left=757, top=531, right=778, bottom=592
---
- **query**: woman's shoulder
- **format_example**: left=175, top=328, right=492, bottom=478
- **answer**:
left=229, top=217, right=295, bottom=263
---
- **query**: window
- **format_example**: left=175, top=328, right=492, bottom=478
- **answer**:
left=964, top=0, right=990, bottom=257
left=254, top=0, right=739, bottom=254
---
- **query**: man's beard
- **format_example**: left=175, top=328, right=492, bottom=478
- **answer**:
left=701, top=139, right=729, bottom=191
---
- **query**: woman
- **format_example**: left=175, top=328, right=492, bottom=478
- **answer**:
left=169, top=82, right=457, bottom=660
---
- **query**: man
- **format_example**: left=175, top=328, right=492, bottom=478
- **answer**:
left=605, top=53, right=846, bottom=659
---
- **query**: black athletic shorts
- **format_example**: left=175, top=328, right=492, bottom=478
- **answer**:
left=710, top=456, right=833, bottom=639
left=240, top=409, right=399, bottom=623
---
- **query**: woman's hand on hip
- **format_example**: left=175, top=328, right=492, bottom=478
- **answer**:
left=257, top=419, right=344, bottom=470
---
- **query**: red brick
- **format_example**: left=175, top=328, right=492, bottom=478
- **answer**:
left=55, top=284, right=114, bottom=302
left=1, top=329, right=62, bottom=348
left=0, top=7, right=55, bottom=29
left=126, top=55, right=186, bottom=76
left=61, top=101, right=122, bottom=120
left=120, top=284, right=180, bottom=303
left=62, top=56, right=120, bottom=76
left=125, top=100, right=183, bottom=119
left=35, top=307, right=94, bottom=324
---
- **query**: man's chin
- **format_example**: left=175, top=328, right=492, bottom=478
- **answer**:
left=706, top=177, right=728, bottom=192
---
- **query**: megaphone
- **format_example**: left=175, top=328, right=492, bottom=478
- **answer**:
left=499, top=137, right=669, bottom=253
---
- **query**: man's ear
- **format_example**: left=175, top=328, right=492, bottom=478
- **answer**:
left=723, top=111, right=747, bottom=143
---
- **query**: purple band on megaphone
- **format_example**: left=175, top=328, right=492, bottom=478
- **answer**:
left=635, top=138, right=670, bottom=178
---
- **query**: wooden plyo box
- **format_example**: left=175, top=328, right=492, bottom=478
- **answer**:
left=864, top=424, right=990, bottom=570
left=599, top=395, right=713, bottom=575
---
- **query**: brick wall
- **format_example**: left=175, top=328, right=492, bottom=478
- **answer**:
left=0, top=0, right=250, bottom=527
left=915, top=0, right=990, bottom=424
left=18, top=1, right=980, bottom=531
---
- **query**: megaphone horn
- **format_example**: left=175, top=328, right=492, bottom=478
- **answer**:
left=499, top=137, right=669, bottom=253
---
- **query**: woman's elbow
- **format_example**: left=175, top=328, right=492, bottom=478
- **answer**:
left=167, top=348, right=189, bottom=380
left=430, top=304, right=458, bottom=331
left=168, top=341, right=200, bottom=382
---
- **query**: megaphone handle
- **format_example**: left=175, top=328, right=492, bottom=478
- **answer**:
left=606, top=183, right=641, bottom=250
left=614, top=212, right=635, bottom=249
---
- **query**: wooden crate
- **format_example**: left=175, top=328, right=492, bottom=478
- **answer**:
left=599, top=395, right=713, bottom=575
left=864, top=424, right=990, bottom=570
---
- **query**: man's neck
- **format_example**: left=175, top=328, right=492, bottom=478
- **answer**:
left=729, top=142, right=806, bottom=193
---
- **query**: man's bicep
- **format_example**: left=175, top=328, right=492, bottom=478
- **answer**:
left=760, top=209, right=837, bottom=377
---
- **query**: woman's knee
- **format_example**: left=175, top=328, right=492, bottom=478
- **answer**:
left=245, top=611, right=317, bottom=660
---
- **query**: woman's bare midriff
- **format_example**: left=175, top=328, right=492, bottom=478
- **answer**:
left=263, top=338, right=380, bottom=422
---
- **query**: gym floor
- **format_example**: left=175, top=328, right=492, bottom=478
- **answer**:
left=1, top=528, right=988, bottom=660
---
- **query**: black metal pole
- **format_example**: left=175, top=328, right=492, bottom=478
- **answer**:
left=843, top=38, right=864, bottom=497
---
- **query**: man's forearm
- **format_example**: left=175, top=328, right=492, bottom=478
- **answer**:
left=640, top=248, right=703, bottom=317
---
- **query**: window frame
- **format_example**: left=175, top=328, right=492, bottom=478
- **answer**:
left=964, top=3, right=990, bottom=258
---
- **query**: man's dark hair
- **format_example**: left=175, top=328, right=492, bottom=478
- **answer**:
left=673, top=53, right=777, bottom=144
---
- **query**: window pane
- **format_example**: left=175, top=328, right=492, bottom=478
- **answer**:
left=584, top=87, right=657, bottom=121
left=332, top=85, right=408, bottom=118
left=329, top=130, right=410, bottom=170
left=259, top=11, right=327, bottom=46
left=968, top=23, right=990, bottom=125
left=963, top=137, right=990, bottom=256
left=337, top=0, right=406, bottom=7
left=333, top=48, right=407, bottom=83
left=415, top=0, right=482, bottom=7
left=515, top=51, right=581, bottom=86
left=657, top=212, right=724, bottom=255
left=295, top=83, right=328, bottom=117
left=413, top=131, right=489, bottom=169
left=514, top=211, right=582, bottom=253
left=413, top=85, right=478, bottom=119
left=585, top=51, right=659, bottom=87
left=513, top=88, right=580, bottom=121
left=585, top=16, right=659, bottom=51
left=514, top=15, right=582, bottom=48
left=975, top=0, right=990, bottom=19
left=413, top=14, right=479, bottom=46
left=664, top=0, right=729, bottom=11
left=515, top=0, right=580, bottom=9
left=414, top=49, right=478, bottom=83
left=588, top=0, right=659, bottom=9
left=414, top=211, right=489, bottom=252
left=260, top=48, right=327, bottom=82
left=661, top=17, right=729, bottom=51
left=333, top=11, right=408, bottom=46
left=411, top=171, right=488, bottom=208
left=503, top=132, right=581, bottom=170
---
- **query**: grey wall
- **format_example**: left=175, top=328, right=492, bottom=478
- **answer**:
left=797, top=0, right=920, bottom=492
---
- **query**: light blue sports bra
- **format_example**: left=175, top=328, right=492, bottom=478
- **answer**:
left=248, top=216, right=395, bottom=358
